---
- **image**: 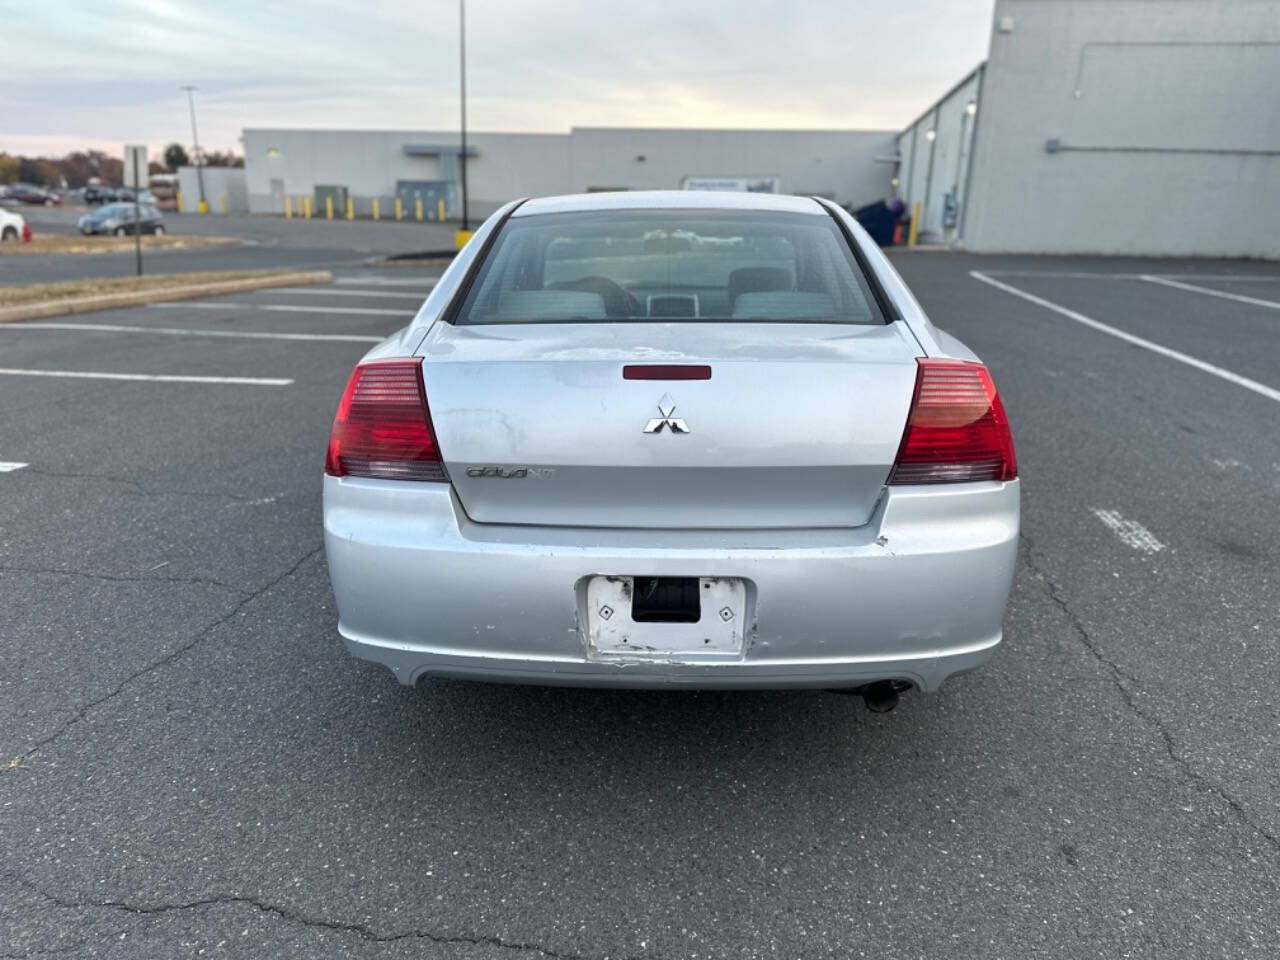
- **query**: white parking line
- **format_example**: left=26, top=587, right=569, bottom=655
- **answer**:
left=0, top=462, right=28, bottom=472
left=0, top=368, right=292, bottom=386
left=981, top=270, right=1147, bottom=279
left=1091, top=508, right=1166, bottom=555
left=269, top=287, right=428, bottom=300
left=1158, top=274, right=1280, bottom=283
left=982, top=270, right=1280, bottom=282
left=335, top=277, right=440, bottom=287
left=2, top=322, right=382, bottom=343
left=148, top=302, right=413, bottom=317
left=971, top=271, right=1280, bottom=404
left=1140, top=275, right=1280, bottom=310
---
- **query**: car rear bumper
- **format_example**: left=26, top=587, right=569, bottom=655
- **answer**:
left=322, top=476, right=1019, bottom=692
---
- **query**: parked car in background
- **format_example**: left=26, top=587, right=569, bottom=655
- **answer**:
left=5, top=184, right=61, bottom=206
left=77, top=203, right=165, bottom=236
left=84, top=186, right=128, bottom=204
left=0, top=206, right=29, bottom=242
left=148, top=174, right=179, bottom=212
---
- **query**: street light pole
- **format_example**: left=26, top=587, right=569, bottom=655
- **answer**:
left=459, top=0, right=469, bottom=231
left=181, top=85, right=207, bottom=213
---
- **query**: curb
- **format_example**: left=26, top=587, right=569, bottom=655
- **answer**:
left=381, top=250, right=458, bottom=262
left=890, top=244, right=951, bottom=253
left=0, top=271, right=333, bottom=324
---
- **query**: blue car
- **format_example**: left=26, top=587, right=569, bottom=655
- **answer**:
left=78, top=202, right=165, bottom=236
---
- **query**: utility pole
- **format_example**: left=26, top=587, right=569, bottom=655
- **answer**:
left=132, top=149, right=142, bottom=276
left=459, top=0, right=469, bottom=231
left=181, top=85, right=207, bottom=213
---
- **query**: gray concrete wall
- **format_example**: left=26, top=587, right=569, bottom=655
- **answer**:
left=962, top=0, right=1280, bottom=256
left=567, top=128, right=896, bottom=209
left=898, top=68, right=982, bottom=243
left=176, top=166, right=248, bottom=213
left=242, top=127, right=896, bottom=217
left=243, top=129, right=571, bottom=218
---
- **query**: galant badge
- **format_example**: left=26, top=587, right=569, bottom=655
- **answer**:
left=643, top=393, right=690, bottom=434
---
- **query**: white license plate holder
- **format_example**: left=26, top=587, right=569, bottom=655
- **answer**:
left=585, top=576, right=746, bottom=660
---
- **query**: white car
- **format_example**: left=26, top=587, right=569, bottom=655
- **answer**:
left=0, top=206, right=27, bottom=242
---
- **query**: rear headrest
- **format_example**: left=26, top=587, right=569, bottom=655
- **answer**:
left=728, top=266, right=794, bottom=306
left=493, top=290, right=607, bottom=321
left=731, top=291, right=837, bottom=320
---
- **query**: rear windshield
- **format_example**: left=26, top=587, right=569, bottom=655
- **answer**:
left=453, top=209, right=884, bottom=325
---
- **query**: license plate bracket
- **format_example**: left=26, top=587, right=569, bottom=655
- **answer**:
left=586, top=576, right=746, bottom=659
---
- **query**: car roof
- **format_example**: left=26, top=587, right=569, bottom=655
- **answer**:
left=512, top=190, right=825, bottom=217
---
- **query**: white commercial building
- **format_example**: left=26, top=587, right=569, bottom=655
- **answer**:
left=899, top=0, right=1280, bottom=257
left=175, top=165, right=249, bottom=213
left=242, top=127, right=898, bottom=220
left=241, top=1, right=1278, bottom=258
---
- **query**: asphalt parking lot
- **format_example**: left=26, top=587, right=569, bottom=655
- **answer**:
left=2, top=250, right=1278, bottom=958
left=1, top=207, right=455, bottom=285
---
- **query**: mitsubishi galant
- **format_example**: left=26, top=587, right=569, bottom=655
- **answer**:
left=322, top=191, right=1019, bottom=710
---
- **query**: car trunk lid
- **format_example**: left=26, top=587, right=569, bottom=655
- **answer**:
left=420, top=321, right=922, bottom=529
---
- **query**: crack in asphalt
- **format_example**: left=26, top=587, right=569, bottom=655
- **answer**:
left=1019, top=531, right=1280, bottom=855
left=3, top=872, right=636, bottom=960
left=6, top=543, right=324, bottom=769
left=0, top=564, right=249, bottom=594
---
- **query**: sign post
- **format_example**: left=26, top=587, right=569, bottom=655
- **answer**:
left=124, top=144, right=147, bottom=276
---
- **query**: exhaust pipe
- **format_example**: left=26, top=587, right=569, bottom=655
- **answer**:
left=861, top=680, right=905, bottom=713
left=826, top=680, right=912, bottom=712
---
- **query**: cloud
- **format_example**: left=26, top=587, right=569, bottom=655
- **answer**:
left=2, top=0, right=993, bottom=156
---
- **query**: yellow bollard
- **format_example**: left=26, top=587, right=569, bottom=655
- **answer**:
left=372, top=198, right=380, bottom=221
left=415, top=197, right=423, bottom=221
left=908, top=202, right=921, bottom=247
left=176, top=191, right=184, bottom=213
left=454, top=229, right=473, bottom=251
left=198, top=199, right=209, bottom=214
left=345, top=196, right=354, bottom=221
left=304, top=196, right=312, bottom=220
left=325, top=196, right=333, bottom=220
left=220, top=194, right=227, bottom=214
left=284, top=195, right=292, bottom=219
left=437, top=198, right=445, bottom=222
left=394, top=197, right=403, bottom=221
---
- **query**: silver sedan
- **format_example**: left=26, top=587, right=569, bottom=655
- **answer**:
left=323, top=191, right=1019, bottom=709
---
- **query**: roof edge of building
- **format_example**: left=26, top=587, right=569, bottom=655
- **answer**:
left=899, top=60, right=987, bottom=136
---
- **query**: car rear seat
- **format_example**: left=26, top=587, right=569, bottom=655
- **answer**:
left=727, top=266, right=794, bottom=309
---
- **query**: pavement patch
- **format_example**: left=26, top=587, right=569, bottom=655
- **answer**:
left=1090, top=508, right=1167, bottom=554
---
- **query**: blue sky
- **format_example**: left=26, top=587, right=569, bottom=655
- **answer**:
left=3, top=0, right=993, bottom=158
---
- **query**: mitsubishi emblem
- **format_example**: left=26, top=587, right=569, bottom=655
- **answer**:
left=643, top=393, right=690, bottom=434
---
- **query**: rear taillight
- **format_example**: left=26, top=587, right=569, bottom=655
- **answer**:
left=325, top=358, right=447, bottom=481
left=889, top=358, right=1017, bottom=484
